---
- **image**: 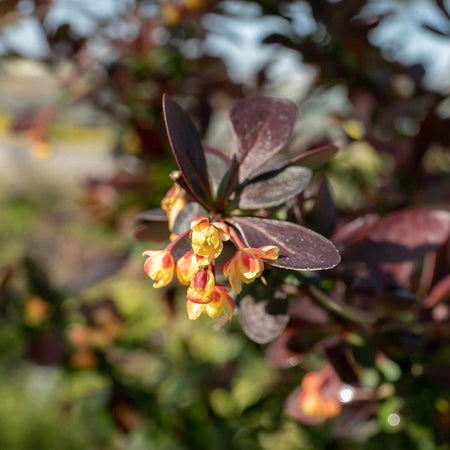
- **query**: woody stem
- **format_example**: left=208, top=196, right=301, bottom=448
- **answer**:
left=165, top=230, right=190, bottom=252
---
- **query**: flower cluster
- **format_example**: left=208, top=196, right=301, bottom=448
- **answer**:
left=143, top=211, right=279, bottom=320
left=138, top=95, right=340, bottom=325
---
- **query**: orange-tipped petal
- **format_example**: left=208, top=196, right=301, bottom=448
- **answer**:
left=258, top=245, right=279, bottom=260
left=190, top=216, right=208, bottom=230
left=143, top=250, right=174, bottom=288
left=215, top=285, right=235, bottom=319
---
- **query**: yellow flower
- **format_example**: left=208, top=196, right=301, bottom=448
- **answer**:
left=186, top=285, right=235, bottom=320
left=186, top=268, right=215, bottom=304
left=223, top=246, right=279, bottom=294
left=176, top=251, right=199, bottom=285
left=190, top=217, right=230, bottom=263
left=143, top=250, right=174, bottom=288
left=161, top=184, right=187, bottom=230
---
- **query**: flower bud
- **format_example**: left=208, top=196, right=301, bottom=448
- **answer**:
left=186, top=268, right=215, bottom=304
left=143, top=250, right=174, bottom=288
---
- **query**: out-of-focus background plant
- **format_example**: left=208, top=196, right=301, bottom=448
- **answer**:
left=0, top=1, right=450, bottom=448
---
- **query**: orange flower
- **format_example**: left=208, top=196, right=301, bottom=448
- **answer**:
left=186, top=285, right=235, bottom=320
left=186, top=268, right=215, bottom=304
left=223, top=246, right=279, bottom=294
left=297, top=369, right=342, bottom=421
left=190, top=217, right=230, bottom=263
left=161, top=184, right=186, bottom=230
left=143, top=250, right=174, bottom=288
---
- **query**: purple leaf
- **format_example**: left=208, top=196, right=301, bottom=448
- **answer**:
left=229, top=96, right=297, bottom=183
left=239, top=296, right=289, bottom=344
left=304, top=176, right=337, bottom=238
left=163, top=95, right=213, bottom=209
left=134, top=208, right=169, bottom=242
left=172, top=203, right=205, bottom=236
left=292, top=144, right=338, bottom=169
left=203, top=143, right=231, bottom=198
left=253, top=144, right=338, bottom=177
left=423, top=275, right=450, bottom=309
left=136, top=208, right=167, bottom=223
left=342, top=208, right=450, bottom=263
left=228, top=217, right=341, bottom=271
left=237, top=166, right=312, bottom=209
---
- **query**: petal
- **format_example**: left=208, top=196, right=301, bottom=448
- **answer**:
left=191, top=216, right=208, bottom=230
left=205, top=298, right=223, bottom=318
left=186, top=300, right=204, bottom=320
left=212, top=222, right=230, bottom=241
left=220, top=291, right=235, bottom=319
left=259, top=245, right=279, bottom=261
left=228, top=270, right=242, bottom=294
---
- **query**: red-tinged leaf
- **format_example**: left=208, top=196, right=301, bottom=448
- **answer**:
left=136, top=208, right=167, bottom=223
left=66, top=251, right=129, bottom=295
left=227, top=217, right=341, bottom=271
left=305, top=176, right=337, bottom=238
left=265, top=331, right=302, bottom=368
left=239, top=296, right=289, bottom=344
left=134, top=208, right=169, bottom=242
left=253, top=144, right=338, bottom=177
left=288, top=298, right=329, bottom=326
left=229, top=96, right=297, bottom=182
left=134, top=223, right=169, bottom=242
left=172, top=203, right=206, bottom=236
left=423, top=275, right=450, bottom=309
left=292, top=144, right=338, bottom=169
left=171, top=233, right=192, bottom=261
left=332, top=214, right=380, bottom=245
left=163, top=95, right=213, bottom=209
left=204, top=143, right=231, bottom=198
left=342, top=209, right=450, bottom=263
left=237, top=166, right=312, bottom=209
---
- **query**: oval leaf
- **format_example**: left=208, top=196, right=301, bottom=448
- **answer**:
left=163, top=95, right=213, bottom=209
left=237, top=166, right=312, bottom=209
left=292, top=144, right=338, bottom=169
left=239, top=296, right=289, bottom=344
left=228, top=216, right=341, bottom=271
left=342, top=208, right=450, bottom=263
left=204, top=143, right=231, bottom=198
left=229, top=96, right=297, bottom=182
left=136, top=208, right=167, bottom=223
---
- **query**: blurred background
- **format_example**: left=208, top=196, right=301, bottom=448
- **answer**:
left=0, top=1, right=449, bottom=449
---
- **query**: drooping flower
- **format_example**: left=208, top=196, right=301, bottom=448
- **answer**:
left=176, top=251, right=198, bottom=285
left=190, top=217, right=230, bottom=263
left=186, top=268, right=215, bottom=304
left=223, top=246, right=279, bottom=294
left=143, top=250, right=174, bottom=288
left=186, top=285, right=235, bottom=320
left=161, top=184, right=187, bottom=230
